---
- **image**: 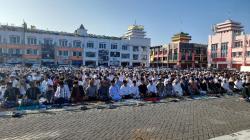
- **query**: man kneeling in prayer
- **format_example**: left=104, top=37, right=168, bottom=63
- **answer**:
left=2, top=82, right=19, bottom=108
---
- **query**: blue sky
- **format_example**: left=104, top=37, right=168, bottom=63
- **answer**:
left=0, top=0, right=249, bottom=45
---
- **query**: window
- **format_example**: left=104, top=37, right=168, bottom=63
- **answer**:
left=44, top=39, right=53, bottom=46
left=133, top=54, right=139, bottom=60
left=73, top=51, right=81, bottom=57
left=247, top=51, right=250, bottom=57
left=87, top=42, right=94, bottom=48
left=9, top=35, right=20, bottom=44
left=142, top=55, right=147, bottom=60
left=27, top=49, right=32, bottom=55
left=63, top=51, right=68, bottom=56
left=211, top=53, right=217, bottom=58
left=221, top=42, right=228, bottom=57
left=99, top=43, right=106, bottom=49
left=110, top=52, right=120, bottom=57
left=86, top=52, right=96, bottom=57
left=173, top=49, right=178, bottom=60
left=0, top=48, right=2, bottom=54
left=59, top=39, right=68, bottom=47
left=59, top=51, right=62, bottom=56
left=27, top=37, right=37, bottom=45
left=133, top=46, right=139, bottom=52
left=211, top=44, right=218, bottom=51
left=16, top=49, right=20, bottom=55
left=0, top=36, right=1, bottom=43
left=111, top=44, right=118, bottom=49
left=73, top=40, right=81, bottom=48
left=9, top=48, right=13, bottom=54
left=141, top=46, right=147, bottom=52
left=121, top=54, right=130, bottom=59
left=122, top=45, right=128, bottom=50
left=234, top=41, right=243, bottom=48
left=196, top=49, right=201, bottom=55
left=232, top=52, right=237, bottom=57
left=33, top=50, right=37, bottom=55
left=238, top=52, right=242, bottom=57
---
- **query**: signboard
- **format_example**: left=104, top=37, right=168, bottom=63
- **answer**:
left=212, top=58, right=226, bottom=62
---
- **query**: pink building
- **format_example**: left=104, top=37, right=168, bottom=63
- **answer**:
left=208, top=19, right=250, bottom=69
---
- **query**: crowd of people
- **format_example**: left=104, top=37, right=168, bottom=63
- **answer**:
left=0, top=65, right=250, bottom=108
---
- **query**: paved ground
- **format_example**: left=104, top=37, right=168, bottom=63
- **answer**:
left=1, top=96, right=250, bottom=140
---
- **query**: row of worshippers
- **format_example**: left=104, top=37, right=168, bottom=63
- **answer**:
left=1, top=68, right=250, bottom=108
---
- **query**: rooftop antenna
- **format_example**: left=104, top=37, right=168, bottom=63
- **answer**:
left=180, top=18, right=183, bottom=33
left=227, top=11, right=232, bottom=20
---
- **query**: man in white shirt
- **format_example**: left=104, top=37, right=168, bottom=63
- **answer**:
left=130, top=80, right=140, bottom=99
left=41, top=75, right=53, bottom=94
left=119, top=80, right=132, bottom=99
left=147, top=80, right=157, bottom=97
left=10, top=74, right=19, bottom=88
left=54, top=81, right=70, bottom=105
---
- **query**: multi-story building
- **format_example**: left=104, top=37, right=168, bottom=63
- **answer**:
left=150, top=32, right=207, bottom=68
left=0, top=22, right=150, bottom=67
left=208, top=19, right=250, bottom=69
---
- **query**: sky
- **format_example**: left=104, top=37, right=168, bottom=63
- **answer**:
left=0, top=0, right=249, bottom=45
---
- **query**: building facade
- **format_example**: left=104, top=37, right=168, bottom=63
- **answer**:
left=208, top=19, right=250, bottom=69
left=150, top=32, right=207, bottom=68
left=0, top=22, right=150, bottom=67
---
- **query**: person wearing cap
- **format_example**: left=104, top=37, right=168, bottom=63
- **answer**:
left=98, top=79, right=110, bottom=102
left=23, top=81, right=41, bottom=106
left=54, top=80, right=70, bottom=105
left=85, top=79, right=98, bottom=101
left=41, top=74, right=53, bottom=95
left=129, top=80, right=140, bottom=99
left=2, top=81, right=20, bottom=108
left=147, top=80, right=157, bottom=97
left=10, top=74, right=20, bottom=88
left=172, top=79, right=183, bottom=97
left=109, top=80, right=121, bottom=101
left=138, top=78, right=148, bottom=98
left=156, top=78, right=165, bottom=98
left=70, top=80, right=84, bottom=103
left=120, top=80, right=132, bottom=99
left=165, top=79, right=174, bottom=96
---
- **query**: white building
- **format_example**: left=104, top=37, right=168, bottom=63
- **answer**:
left=0, top=22, right=151, bottom=67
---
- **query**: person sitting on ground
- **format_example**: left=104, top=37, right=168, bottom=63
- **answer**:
left=188, top=79, right=200, bottom=97
left=23, top=81, right=41, bottom=106
left=165, top=80, right=174, bottom=96
left=2, top=81, right=20, bottom=108
left=109, top=80, right=121, bottom=101
left=129, top=80, right=140, bottom=99
left=85, top=79, right=98, bottom=101
left=199, top=79, right=208, bottom=95
left=98, top=80, right=110, bottom=102
left=172, top=79, right=183, bottom=97
left=147, top=80, right=157, bottom=97
left=70, top=80, right=84, bottom=103
left=45, top=84, right=54, bottom=104
left=221, top=79, right=233, bottom=93
left=138, top=78, right=148, bottom=98
left=54, top=80, right=70, bottom=105
left=156, top=78, right=165, bottom=98
left=234, top=78, right=243, bottom=92
left=120, top=80, right=132, bottom=99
